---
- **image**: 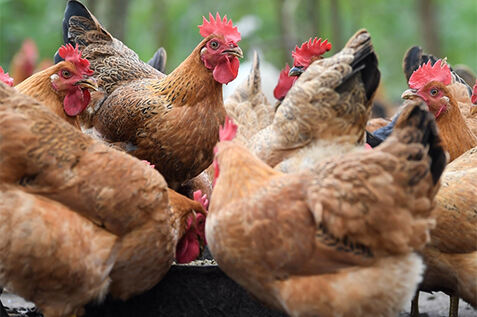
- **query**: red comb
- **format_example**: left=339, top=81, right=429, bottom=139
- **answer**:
left=408, top=59, right=451, bottom=90
left=273, top=64, right=297, bottom=100
left=199, top=13, right=241, bottom=43
left=219, top=117, right=238, bottom=141
left=471, top=80, right=477, bottom=104
left=292, top=37, right=332, bottom=68
left=0, top=66, right=14, bottom=87
left=193, top=190, right=209, bottom=210
left=58, top=44, right=94, bottom=76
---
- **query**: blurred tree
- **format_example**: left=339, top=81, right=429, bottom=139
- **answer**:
left=277, top=0, right=299, bottom=64
left=418, top=0, right=441, bottom=57
left=104, top=0, right=131, bottom=41
left=330, top=0, right=343, bottom=50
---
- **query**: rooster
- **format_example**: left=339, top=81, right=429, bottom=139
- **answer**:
left=402, top=59, right=477, bottom=162
left=0, top=79, right=207, bottom=308
left=15, top=44, right=98, bottom=130
left=209, top=98, right=446, bottom=316
left=250, top=29, right=380, bottom=172
left=58, top=0, right=243, bottom=190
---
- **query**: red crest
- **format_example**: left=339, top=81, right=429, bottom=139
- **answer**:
left=408, top=59, right=451, bottom=90
left=58, top=44, right=94, bottom=76
left=0, top=66, right=14, bottom=87
left=292, top=37, right=332, bottom=68
left=198, top=13, right=241, bottom=44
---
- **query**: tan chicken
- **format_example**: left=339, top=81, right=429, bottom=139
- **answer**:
left=224, top=51, right=274, bottom=146
left=402, top=59, right=477, bottom=162
left=15, top=44, right=98, bottom=129
left=208, top=99, right=446, bottom=317
left=0, top=81, right=207, bottom=312
left=59, top=1, right=243, bottom=190
left=410, top=146, right=477, bottom=317
left=249, top=29, right=380, bottom=172
left=402, top=46, right=477, bottom=136
left=0, top=184, right=120, bottom=317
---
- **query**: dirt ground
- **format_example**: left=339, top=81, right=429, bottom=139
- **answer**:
left=1, top=290, right=476, bottom=317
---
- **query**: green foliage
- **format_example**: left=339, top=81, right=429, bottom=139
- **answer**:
left=0, top=0, right=475, bottom=102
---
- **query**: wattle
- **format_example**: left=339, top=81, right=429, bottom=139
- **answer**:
left=213, top=56, right=240, bottom=84
left=176, top=232, right=200, bottom=264
left=63, top=88, right=91, bottom=116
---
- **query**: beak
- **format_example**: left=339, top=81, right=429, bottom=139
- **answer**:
left=289, top=66, right=304, bottom=77
left=222, top=47, right=243, bottom=59
left=401, top=88, right=418, bottom=100
left=75, top=78, right=98, bottom=91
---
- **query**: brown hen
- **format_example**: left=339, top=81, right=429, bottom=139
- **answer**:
left=208, top=99, right=446, bottom=317
left=58, top=1, right=243, bottom=190
left=15, top=44, right=98, bottom=130
left=0, top=81, right=207, bottom=308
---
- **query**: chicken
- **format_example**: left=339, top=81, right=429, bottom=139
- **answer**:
left=410, top=146, right=477, bottom=317
left=0, top=184, right=120, bottom=317
left=403, top=46, right=477, bottom=134
left=402, top=59, right=477, bottom=162
left=15, top=44, right=98, bottom=130
left=249, top=29, right=380, bottom=172
left=59, top=0, right=243, bottom=190
left=273, top=37, right=332, bottom=108
left=0, top=81, right=207, bottom=305
left=224, top=51, right=274, bottom=145
left=9, top=38, right=38, bottom=85
left=208, top=98, right=446, bottom=317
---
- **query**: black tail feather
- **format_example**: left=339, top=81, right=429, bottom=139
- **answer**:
left=394, top=101, right=447, bottom=185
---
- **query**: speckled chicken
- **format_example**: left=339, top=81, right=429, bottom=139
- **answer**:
left=208, top=99, right=446, bottom=317
left=249, top=29, right=380, bottom=172
left=224, top=51, right=274, bottom=146
left=0, top=80, right=207, bottom=313
left=58, top=1, right=243, bottom=189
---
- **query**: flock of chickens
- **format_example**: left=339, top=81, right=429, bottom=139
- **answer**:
left=0, top=0, right=476, bottom=317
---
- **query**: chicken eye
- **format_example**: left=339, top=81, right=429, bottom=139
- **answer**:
left=430, top=88, right=439, bottom=96
left=209, top=40, right=219, bottom=50
left=61, top=70, right=72, bottom=78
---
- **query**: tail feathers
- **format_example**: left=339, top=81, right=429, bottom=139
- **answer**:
left=338, top=29, right=380, bottom=101
left=392, top=100, right=447, bottom=185
left=147, top=47, right=167, bottom=74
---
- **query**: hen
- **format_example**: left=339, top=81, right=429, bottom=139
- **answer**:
left=250, top=29, right=380, bottom=172
left=15, top=44, right=98, bottom=130
left=410, top=146, right=477, bottom=317
left=59, top=0, right=243, bottom=189
left=209, top=99, right=446, bottom=317
left=402, top=59, right=477, bottom=162
left=403, top=46, right=477, bottom=135
left=0, top=80, right=207, bottom=307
